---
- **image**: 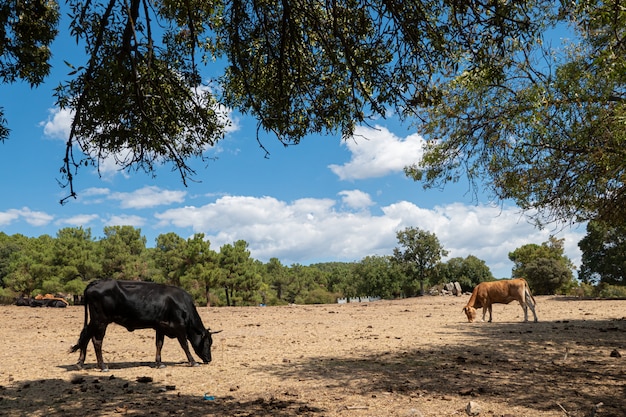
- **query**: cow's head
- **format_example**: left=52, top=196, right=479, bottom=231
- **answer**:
left=463, top=306, right=477, bottom=323
left=192, top=328, right=222, bottom=363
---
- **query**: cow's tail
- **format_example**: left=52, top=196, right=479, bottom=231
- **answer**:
left=69, top=291, right=91, bottom=353
left=523, top=279, right=537, bottom=308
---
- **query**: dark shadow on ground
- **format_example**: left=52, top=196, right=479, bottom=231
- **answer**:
left=258, top=318, right=626, bottom=417
left=57, top=361, right=199, bottom=371
left=549, top=296, right=626, bottom=302
left=0, top=375, right=323, bottom=416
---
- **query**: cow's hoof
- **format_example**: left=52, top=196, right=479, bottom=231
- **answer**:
left=156, top=363, right=167, bottom=369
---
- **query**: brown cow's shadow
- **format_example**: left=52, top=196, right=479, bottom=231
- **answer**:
left=256, top=318, right=626, bottom=417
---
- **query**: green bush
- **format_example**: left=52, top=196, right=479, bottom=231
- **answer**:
left=597, top=284, right=626, bottom=299
left=296, top=287, right=337, bottom=305
left=0, top=287, right=16, bottom=305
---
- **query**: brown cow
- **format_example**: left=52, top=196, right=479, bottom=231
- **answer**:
left=462, top=278, right=538, bottom=323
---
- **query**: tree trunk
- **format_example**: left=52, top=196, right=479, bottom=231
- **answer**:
left=224, top=286, right=231, bottom=306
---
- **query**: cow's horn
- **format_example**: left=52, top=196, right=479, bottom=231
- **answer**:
left=209, top=329, right=223, bottom=334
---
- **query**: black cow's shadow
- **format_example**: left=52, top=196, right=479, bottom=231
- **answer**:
left=57, top=360, right=192, bottom=371
left=0, top=375, right=319, bottom=416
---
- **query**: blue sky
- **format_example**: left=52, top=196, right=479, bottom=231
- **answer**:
left=0, top=10, right=586, bottom=279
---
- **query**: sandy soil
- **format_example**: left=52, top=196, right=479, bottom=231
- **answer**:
left=0, top=295, right=624, bottom=417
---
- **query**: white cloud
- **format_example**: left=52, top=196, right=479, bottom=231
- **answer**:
left=42, top=107, right=73, bottom=140
left=55, top=214, right=101, bottom=227
left=109, top=186, right=187, bottom=209
left=105, top=214, right=146, bottom=227
left=0, top=207, right=54, bottom=227
left=154, top=195, right=584, bottom=277
left=40, top=98, right=237, bottom=181
left=40, top=107, right=129, bottom=181
left=329, top=125, right=425, bottom=180
left=76, top=187, right=111, bottom=205
left=95, top=152, right=132, bottom=180
left=338, top=190, right=374, bottom=210
left=82, top=187, right=110, bottom=197
left=196, top=83, right=239, bottom=135
left=218, top=103, right=240, bottom=135
left=0, top=210, right=20, bottom=226
left=20, top=208, right=54, bottom=226
left=381, top=202, right=585, bottom=276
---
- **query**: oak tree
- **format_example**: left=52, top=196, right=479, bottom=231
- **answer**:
left=578, top=220, right=626, bottom=285
left=1, top=1, right=562, bottom=199
left=408, top=1, right=626, bottom=228
left=2, top=1, right=624, bottom=229
left=393, top=227, right=447, bottom=296
left=508, top=236, right=575, bottom=294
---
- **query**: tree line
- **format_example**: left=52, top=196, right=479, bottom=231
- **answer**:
left=2, top=223, right=622, bottom=306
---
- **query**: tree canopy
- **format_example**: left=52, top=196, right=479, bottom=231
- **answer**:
left=508, top=236, right=576, bottom=294
left=393, top=226, right=448, bottom=295
left=578, top=220, right=626, bottom=285
left=406, top=1, right=626, bottom=228
left=436, top=255, right=494, bottom=291
left=1, top=0, right=624, bottom=226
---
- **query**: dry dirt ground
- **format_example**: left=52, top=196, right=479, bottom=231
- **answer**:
left=0, top=295, right=624, bottom=417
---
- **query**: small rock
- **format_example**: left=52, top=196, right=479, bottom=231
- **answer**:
left=609, top=349, right=621, bottom=358
left=136, top=376, right=153, bottom=383
left=70, top=376, right=85, bottom=385
left=466, top=401, right=480, bottom=416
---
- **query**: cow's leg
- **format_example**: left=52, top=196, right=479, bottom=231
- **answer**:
left=487, top=305, right=493, bottom=322
left=176, top=335, right=198, bottom=367
left=525, top=292, right=538, bottom=322
left=155, top=331, right=166, bottom=368
left=91, top=323, right=109, bottom=371
left=73, top=326, right=93, bottom=370
left=521, top=301, right=529, bottom=322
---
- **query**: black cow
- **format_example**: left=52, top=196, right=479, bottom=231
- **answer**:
left=70, top=279, right=219, bottom=371
left=15, top=296, right=31, bottom=306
